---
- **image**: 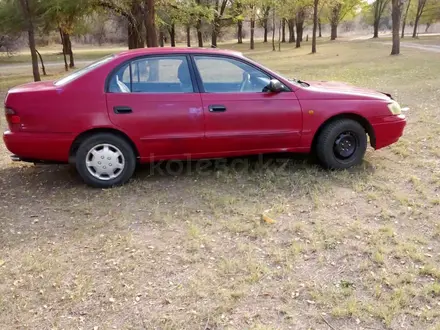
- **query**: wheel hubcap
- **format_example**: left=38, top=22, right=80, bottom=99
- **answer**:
left=334, top=132, right=357, bottom=159
left=86, top=144, right=125, bottom=181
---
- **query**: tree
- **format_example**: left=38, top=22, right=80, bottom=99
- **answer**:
left=260, top=4, right=271, bottom=42
left=97, top=0, right=145, bottom=48
left=0, top=0, right=47, bottom=79
left=372, top=0, right=390, bottom=38
left=232, top=0, right=244, bottom=43
left=271, top=7, right=275, bottom=50
left=276, top=0, right=297, bottom=43
left=157, top=0, right=189, bottom=47
left=295, top=8, right=305, bottom=48
left=19, top=0, right=40, bottom=81
left=250, top=3, right=256, bottom=49
left=401, top=0, right=411, bottom=37
left=211, top=0, right=229, bottom=48
left=281, top=18, right=286, bottom=41
left=312, top=0, right=318, bottom=53
left=412, top=0, right=428, bottom=37
left=0, top=0, right=23, bottom=54
left=391, top=0, right=402, bottom=54
left=145, top=0, right=157, bottom=46
left=287, top=18, right=295, bottom=42
left=240, top=0, right=257, bottom=49
left=43, top=0, right=90, bottom=69
left=195, top=0, right=204, bottom=46
left=318, top=18, right=322, bottom=37
left=419, top=0, right=440, bottom=32
left=328, top=0, right=363, bottom=40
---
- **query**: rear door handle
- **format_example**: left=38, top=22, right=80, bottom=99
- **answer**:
left=209, top=105, right=227, bottom=112
left=114, top=106, right=132, bottom=114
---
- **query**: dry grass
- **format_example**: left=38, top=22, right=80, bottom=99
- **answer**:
left=1, top=39, right=440, bottom=329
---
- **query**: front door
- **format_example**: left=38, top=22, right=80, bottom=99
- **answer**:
left=192, top=55, right=302, bottom=155
left=106, top=55, right=204, bottom=160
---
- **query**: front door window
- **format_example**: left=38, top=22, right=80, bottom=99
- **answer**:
left=193, top=56, right=274, bottom=93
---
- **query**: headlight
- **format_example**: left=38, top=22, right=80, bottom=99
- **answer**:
left=387, top=101, right=401, bottom=115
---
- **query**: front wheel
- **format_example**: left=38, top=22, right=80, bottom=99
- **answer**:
left=75, top=133, right=136, bottom=188
left=315, top=119, right=367, bottom=169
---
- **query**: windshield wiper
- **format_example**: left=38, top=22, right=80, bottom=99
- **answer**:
left=289, top=77, right=309, bottom=87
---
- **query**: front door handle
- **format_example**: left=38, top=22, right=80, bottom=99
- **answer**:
left=114, top=106, right=132, bottom=114
left=209, top=105, right=227, bottom=112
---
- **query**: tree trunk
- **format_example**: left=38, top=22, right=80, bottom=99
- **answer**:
left=250, top=17, right=255, bottom=49
left=295, top=27, right=301, bottom=48
left=272, top=10, right=276, bottom=51
left=263, top=19, right=268, bottom=43
left=318, top=19, right=322, bottom=37
left=19, top=0, right=40, bottom=82
left=373, top=20, right=380, bottom=38
left=237, top=21, right=243, bottom=43
left=401, top=0, right=411, bottom=38
left=127, top=0, right=144, bottom=49
left=373, top=1, right=380, bottom=38
left=295, top=19, right=303, bottom=48
left=59, top=28, right=68, bottom=71
left=196, top=19, right=203, bottom=47
left=186, top=25, right=191, bottom=47
left=296, top=10, right=304, bottom=44
left=159, top=30, right=164, bottom=47
left=211, top=18, right=219, bottom=48
left=128, top=21, right=144, bottom=49
left=278, top=19, right=282, bottom=51
left=288, top=19, right=295, bottom=43
left=330, top=4, right=341, bottom=40
left=35, top=49, right=46, bottom=76
left=65, top=33, right=74, bottom=68
left=425, top=22, right=431, bottom=32
left=128, top=25, right=136, bottom=49
left=312, top=0, right=318, bottom=54
left=169, top=23, right=176, bottom=47
left=330, top=23, right=338, bottom=40
left=391, top=0, right=401, bottom=55
left=413, top=0, right=427, bottom=38
left=281, top=19, right=286, bottom=42
left=412, top=16, right=420, bottom=37
left=145, top=0, right=158, bottom=47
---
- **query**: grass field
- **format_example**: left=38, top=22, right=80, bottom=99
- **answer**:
left=1, top=39, right=440, bottom=330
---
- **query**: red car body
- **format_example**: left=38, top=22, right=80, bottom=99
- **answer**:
left=3, top=47, right=406, bottom=184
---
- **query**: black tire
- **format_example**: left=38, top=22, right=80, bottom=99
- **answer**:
left=75, top=133, right=136, bottom=188
left=315, top=119, right=367, bottom=169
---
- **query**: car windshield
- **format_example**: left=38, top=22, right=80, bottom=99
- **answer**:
left=54, top=55, right=115, bottom=86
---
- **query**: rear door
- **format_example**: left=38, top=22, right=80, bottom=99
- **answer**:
left=192, top=55, right=302, bottom=155
left=106, top=55, right=204, bottom=160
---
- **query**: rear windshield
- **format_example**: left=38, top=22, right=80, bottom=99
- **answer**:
left=54, top=55, right=114, bottom=86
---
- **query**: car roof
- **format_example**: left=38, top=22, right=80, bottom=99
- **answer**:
left=116, top=47, right=244, bottom=59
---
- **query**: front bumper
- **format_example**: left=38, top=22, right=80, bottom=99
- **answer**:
left=372, top=114, right=407, bottom=150
left=3, top=130, right=73, bottom=163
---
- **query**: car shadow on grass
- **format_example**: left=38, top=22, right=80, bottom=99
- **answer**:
left=0, top=153, right=376, bottom=190
left=133, top=152, right=375, bottom=181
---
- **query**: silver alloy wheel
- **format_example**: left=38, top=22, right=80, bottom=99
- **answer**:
left=85, top=143, right=125, bottom=181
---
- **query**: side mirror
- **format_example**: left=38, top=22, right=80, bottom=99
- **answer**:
left=268, top=79, right=283, bottom=93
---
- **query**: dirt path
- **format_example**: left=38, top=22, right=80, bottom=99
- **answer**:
left=382, top=41, right=440, bottom=53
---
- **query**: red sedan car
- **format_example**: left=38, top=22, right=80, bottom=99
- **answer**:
left=3, top=48, right=406, bottom=188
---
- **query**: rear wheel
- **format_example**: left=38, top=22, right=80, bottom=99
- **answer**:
left=316, top=119, right=367, bottom=169
left=75, top=133, right=136, bottom=188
